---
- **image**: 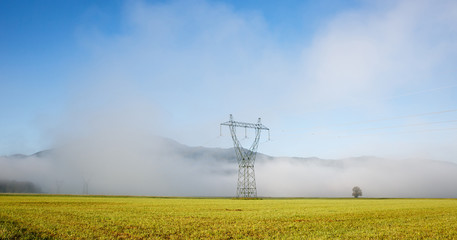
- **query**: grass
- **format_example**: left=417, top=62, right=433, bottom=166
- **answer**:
left=1, top=194, right=457, bottom=239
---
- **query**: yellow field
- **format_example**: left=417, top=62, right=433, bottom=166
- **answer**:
left=1, top=195, right=456, bottom=239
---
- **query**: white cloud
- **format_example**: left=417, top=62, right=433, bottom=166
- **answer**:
left=300, top=0, right=457, bottom=108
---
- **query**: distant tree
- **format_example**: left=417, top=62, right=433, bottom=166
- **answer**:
left=352, top=186, right=362, bottom=198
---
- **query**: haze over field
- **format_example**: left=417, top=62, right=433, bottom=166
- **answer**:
left=2, top=138, right=457, bottom=197
left=1, top=0, right=457, bottom=197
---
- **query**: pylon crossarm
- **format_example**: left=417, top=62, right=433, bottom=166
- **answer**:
left=221, top=121, right=269, bottom=131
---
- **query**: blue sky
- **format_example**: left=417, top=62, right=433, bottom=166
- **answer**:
left=1, top=0, right=457, bottom=162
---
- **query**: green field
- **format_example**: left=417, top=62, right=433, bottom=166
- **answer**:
left=1, top=195, right=456, bottom=239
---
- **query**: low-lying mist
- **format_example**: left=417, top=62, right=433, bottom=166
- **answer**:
left=2, top=138, right=457, bottom=197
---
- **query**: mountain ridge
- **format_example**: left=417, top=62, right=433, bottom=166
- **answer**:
left=2, top=137, right=456, bottom=167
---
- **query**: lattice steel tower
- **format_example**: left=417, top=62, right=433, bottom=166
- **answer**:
left=221, top=114, right=269, bottom=198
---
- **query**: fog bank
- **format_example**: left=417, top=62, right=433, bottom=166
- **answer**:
left=2, top=145, right=457, bottom=198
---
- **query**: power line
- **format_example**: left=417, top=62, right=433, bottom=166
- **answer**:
left=337, top=127, right=457, bottom=138
left=354, top=119, right=457, bottom=132
left=304, top=119, right=457, bottom=136
left=340, top=109, right=457, bottom=127
left=295, top=83, right=457, bottom=119
left=281, top=108, right=457, bottom=134
left=385, top=83, right=457, bottom=100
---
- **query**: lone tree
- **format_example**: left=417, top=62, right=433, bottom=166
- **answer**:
left=352, top=186, right=362, bottom=198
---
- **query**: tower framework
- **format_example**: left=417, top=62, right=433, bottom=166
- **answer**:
left=221, top=114, right=269, bottom=198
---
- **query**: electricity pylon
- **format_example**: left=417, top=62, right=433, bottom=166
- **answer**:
left=82, top=179, right=89, bottom=195
left=221, top=114, right=269, bottom=198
